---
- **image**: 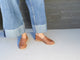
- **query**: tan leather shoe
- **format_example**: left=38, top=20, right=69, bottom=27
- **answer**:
left=19, top=36, right=28, bottom=49
left=35, top=35, right=55, bottom=45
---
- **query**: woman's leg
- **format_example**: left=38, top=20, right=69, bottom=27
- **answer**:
left=0, top=0, right=25, bottom=38
left=25, top=0, right=55, bottom=45
left=25, top=0, right=47, bottom=36
left=0, top=0, right=29, bottom=49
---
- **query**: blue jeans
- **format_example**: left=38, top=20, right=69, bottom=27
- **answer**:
left=0, top=0, right=47, bottom=38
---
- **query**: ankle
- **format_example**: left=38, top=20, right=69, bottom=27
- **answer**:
left=36, top=33, right=45, bottom=38
left=22, top=33, right=27, bottom=39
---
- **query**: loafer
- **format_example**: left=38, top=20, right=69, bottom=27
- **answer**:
left=35, top=35, right=55, bottom=45
left=19, top=36, right=28, bottom=49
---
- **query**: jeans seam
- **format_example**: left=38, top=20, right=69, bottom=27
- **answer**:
left=29, top=0, right=36, bottom=25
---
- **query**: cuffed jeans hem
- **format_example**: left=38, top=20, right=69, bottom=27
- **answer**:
left=4, top=23, right=25, bottom=38
left=33, top=24, right=47, bottom=33
left=32, top=24, right=47, bottom=39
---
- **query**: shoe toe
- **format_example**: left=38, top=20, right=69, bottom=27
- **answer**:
left=19, top=44, right=27, bottom=49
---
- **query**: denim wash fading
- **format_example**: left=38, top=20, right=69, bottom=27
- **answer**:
left=0, top=0, right=47, bottom=38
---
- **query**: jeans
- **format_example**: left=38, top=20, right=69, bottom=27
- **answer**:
left=0, top=0, right=47, bottom=38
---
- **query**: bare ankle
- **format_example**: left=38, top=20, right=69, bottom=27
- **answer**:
left=36, top=33, right=45, bottom=38
left=22, top=33, right=27, bottom=39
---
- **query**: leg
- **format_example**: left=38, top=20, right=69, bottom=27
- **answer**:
left=25, top=0, right=47, bottom=34
left=25, top=0, right=55, bottom=45
left=0, top=0, right=29, bottom=49
left=0, top=0, right=25, bottom=38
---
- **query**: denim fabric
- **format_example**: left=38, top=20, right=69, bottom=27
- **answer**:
left=0, top=0, right=47, bottom=38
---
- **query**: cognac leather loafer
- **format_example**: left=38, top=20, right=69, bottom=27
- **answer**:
left=19, top=36, right=28, bottom=49
left=35, top=35, right=55, bottom=45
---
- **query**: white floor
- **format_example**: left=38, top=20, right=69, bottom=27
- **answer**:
left=0, top=29, right=80, bottom=60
